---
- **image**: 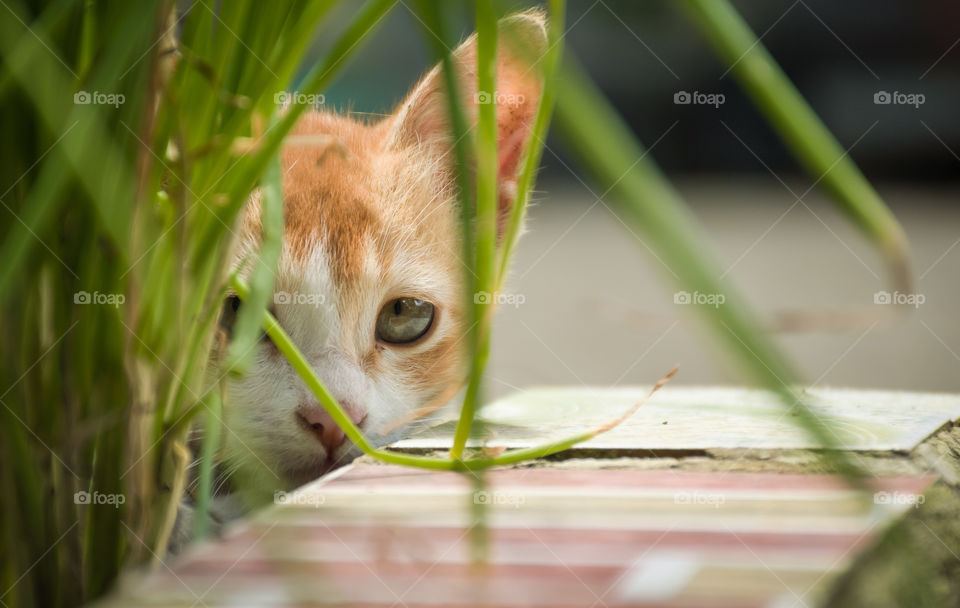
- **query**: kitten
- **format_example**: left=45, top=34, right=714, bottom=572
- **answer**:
left=211, top=12, right=546, bottom=493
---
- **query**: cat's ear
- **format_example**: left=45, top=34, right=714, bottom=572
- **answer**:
left=388, top=11, right=547, bottom=234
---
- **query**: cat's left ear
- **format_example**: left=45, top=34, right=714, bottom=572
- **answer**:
left=388, top=10, right=548, bottom=234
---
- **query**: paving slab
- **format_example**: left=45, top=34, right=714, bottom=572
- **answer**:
left=103, top=465, right=936, bottom=607
left=395, top=387, right=960, bottom=452
left=100, top=387, right=960, bottom=607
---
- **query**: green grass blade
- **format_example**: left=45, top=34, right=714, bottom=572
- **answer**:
left=680, top=0, right=912, bottom=292
left=552, top=57, right=865, bottom=483
left=496, top=0, right=565, bottom=286
left=450, top=0, right=500, bottom=459
left=0, top=153, right=72, bottom=295
left=230, top=276, right=378, bottom=456
left=191, top=388, right=223, bottom=541
left=193, top=0, right=395, bottom=260
left=224, top=120, right=284, bottom=374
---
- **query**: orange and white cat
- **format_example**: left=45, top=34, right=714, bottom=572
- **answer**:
left=212, top=12, right=546, bottom=490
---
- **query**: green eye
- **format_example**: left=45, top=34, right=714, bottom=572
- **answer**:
left=376, top=298, right=435, bottom=344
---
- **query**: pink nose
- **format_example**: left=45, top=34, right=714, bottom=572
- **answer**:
left=296, top=404, right=367, bottom=454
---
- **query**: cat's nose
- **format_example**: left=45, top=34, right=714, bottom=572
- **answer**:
left=296, top=404, right=367, bottom=454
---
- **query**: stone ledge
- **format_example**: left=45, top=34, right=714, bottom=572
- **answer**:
left=99, top=388, right=960, bottom=607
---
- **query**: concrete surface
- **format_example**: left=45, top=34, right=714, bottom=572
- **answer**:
left=489, top=177, right=960, bottom=398
left=397, top=386, right=960, bottom=452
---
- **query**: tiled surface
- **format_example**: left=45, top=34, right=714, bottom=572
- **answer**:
left=395, top=387, right=960, bottom=452
left=105, top=465, right=936, bottom=607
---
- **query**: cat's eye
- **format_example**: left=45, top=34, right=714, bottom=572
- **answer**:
left=376, top=298, right=435, bottom=344
left=219, top=295, right=270, bottom=343
left=219, top=295, right=242, bottom=336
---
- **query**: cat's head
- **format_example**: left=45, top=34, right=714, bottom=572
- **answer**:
left=213, top=12, right=546, bottom=488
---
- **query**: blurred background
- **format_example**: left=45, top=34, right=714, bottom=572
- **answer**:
left=310, top=0, right=960, bottom=396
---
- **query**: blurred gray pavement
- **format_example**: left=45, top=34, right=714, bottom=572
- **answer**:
left=488, top=176, right=960, bottom=398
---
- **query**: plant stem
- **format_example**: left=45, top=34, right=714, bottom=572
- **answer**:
left=192, top=388, right=223, bottom=541
left=497, top=0, right=565, bottom=287
left=451, top=0, right=500, bottom=460
left=224, top=118, right=284, bottom=374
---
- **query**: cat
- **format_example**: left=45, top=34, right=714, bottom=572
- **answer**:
left=206, top=11, right=547, bottom=499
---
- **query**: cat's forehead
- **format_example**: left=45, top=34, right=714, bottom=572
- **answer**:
left=236, top=111, right=459, bottom=298
left=281, top=113, right=386, bottom=278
